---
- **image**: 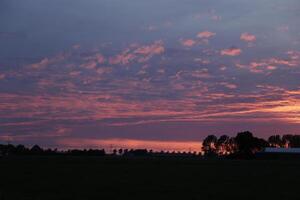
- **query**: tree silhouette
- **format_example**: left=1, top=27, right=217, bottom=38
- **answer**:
left=118, top=149, right=123, bottom=155
left=235, top=131, right=256, bottom=156
left=202, top=135, right=218, bottom=156
left=216, top=135, right=230, bottom=155
left=31, top=145, right=43, bottom=155
left=282, top=135, right=300, bottom=148
left=235, top=131, right=268, bottom=157
left=268, top=135, right=283, bottom=147
left=282, top=134, right=294, bottom=148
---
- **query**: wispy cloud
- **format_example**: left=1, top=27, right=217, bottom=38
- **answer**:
left=197, top=31, right=216, bottom=39
left=181, top=39, right=197, bottom=47
left=240, top=33, right=256, bottom=42
left=221, top=47, right=242, bottom=56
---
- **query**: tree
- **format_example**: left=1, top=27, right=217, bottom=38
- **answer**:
left=291, top=135, right=300, bottom=147
left=202, top=135, right=218, bottom=156
left=253, top=138, right=269, bottom=151
left=227, top=137, right=237, bottom=154
left=282, top=134, right=293, bottom=148
left=30, top=145, right=43, bottom=155
left=235, top=131, right=268, bottom=157
left=16, top=144, right=28, bottom=155
left=268, top=135, right=283, bottom=147
left=118, top=149, right=123, bottom=155
left=235, top=131, right=256, bottom=156
left=112, top=149, right=117, bottom=155
left=216, top=135, right=230, bottom=155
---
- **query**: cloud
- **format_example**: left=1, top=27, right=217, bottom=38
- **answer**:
left=181, top=39, right=196, bottom=47
left=219, top=82, right=237, bottom=89
left=109, top=49, right=136, bottom=65
left=134, top=41, right=165, bottom=62
left=81, top=53, right=105, bottom=68
left=80, top=61, right=98, bottom=69
left=29, top=54, right=66, bottom=69
left=240, top=33, right=256, bottom=42
left=0, top=74, right=5, bottom=80
left=134, top=41, right=165, bottom=55
left=109, top=41, right=165, bottom=65
left=221, top=47, right=242, bottom=56
left=197, top=31, right=216, bottom=39
left=236, top=52, right=300, bottom=74
left=96, top=67, right=113, bottom=75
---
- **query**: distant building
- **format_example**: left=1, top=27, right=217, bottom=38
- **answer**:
left=264, top=147, right=300, bottom=154
left=256, top=147, right=300, bottom=159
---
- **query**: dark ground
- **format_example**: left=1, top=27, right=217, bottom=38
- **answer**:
left=1, top=156, right=300, bottom=200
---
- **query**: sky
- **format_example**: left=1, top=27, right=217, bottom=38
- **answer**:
left=0, top=0, right=300, bottom=151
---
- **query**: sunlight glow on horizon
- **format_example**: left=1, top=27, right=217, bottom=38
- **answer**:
left=56, top=138, right=202, bottom=153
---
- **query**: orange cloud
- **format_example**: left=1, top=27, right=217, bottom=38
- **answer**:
left=221, top=47, right=242, bottom=56
left=237, top=52, right=300, bottom=74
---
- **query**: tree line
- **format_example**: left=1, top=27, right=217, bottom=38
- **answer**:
left=1, top=131, right=300, bottom=158
left=202, top=131, right=300, bottom=158
left=0, top=144, right=106, bottom=156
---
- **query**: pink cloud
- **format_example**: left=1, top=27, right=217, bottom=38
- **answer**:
left=109, top=41, right=164, bottom=65
left=221, top=47, right=242, bottom=56
left=240, top=33, right=256, bottom=42
left=181, top=39, right=196, bottom=47
left=29, top=54, right=66, bottom=69
left=69, top=71, right=81, bottom=76
left=109, top=49, right=137, bottom=65
left=266, top=66, right=277, bottom=70
left=0, top=74, right=5, bottom=80
left=287, top=51, right=300, bottom=60
left=134, top=41, right=164, bottom=55
left=30, top=58, right=50, bottom=69
left=219, top=66, right=227, bottom=71
left=197, top=31, right=216, bottom=39
left=235, top=51, right=300, bottom=74
left=80, top=61, right=98, bottom=69
left=94, top=53, right=105, bottom=64
left=220, top=82, right=237, bottom=89
left=96, top=67, right=112, bottom=75
left=83, top=53, right=105, bottom=65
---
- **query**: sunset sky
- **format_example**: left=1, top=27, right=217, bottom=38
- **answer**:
left=1, top=0, right=300, bottom=151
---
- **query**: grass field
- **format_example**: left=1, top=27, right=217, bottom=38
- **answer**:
left=1, top=156, right=300, bottom=200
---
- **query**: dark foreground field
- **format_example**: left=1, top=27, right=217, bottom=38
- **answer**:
left=1, top=156, right=300, bottom=200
